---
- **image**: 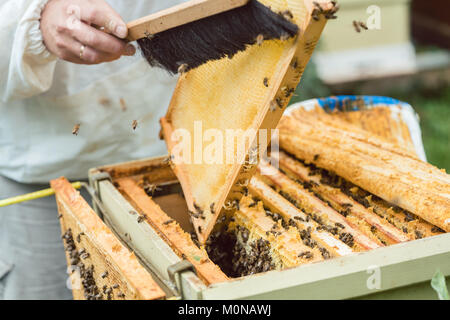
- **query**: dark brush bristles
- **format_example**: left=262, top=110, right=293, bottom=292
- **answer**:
left=137, top=0, right=299, bottom=74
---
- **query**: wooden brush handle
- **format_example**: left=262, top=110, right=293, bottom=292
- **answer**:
left=126, top=0, right=249, bottom=41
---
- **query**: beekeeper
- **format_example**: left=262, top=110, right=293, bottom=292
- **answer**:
left=0, top=0, right=181, bottom=299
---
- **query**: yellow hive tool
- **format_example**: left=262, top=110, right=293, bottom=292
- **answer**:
left=0, top=182, right=82, bottom=207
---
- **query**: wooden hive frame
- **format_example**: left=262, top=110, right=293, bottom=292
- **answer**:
left=160, top=0, right=336, bottom=244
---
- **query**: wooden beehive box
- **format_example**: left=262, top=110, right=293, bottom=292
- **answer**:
left=53, top=98, right=450, bottom=300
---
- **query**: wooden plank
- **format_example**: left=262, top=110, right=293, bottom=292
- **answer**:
left=127, top=0, right=248, bottom=41
left=161, top=0, right=335, bottom=244
left=52, top=177, right=165, bottom=300
left=116, top=177, right=229, bottom=285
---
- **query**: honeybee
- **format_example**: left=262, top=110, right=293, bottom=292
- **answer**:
left=270, top=100, right=278, bottom=112
left=276, top=97, right=283, bottom=108
left=119, top=98, right=127, bottom=111
left=178, top=63, right=189, bottom=74
left=98, top=97, right=111, bottom=107
left=263, top=77, right=269, bottom=87
left=223, top=200, right=236, bottom=210
left=234, top=199, right=240, bottom=211
left=72, top=123, right=80, bottom=135
left=242, top=163, right=254, bottom=172
left=280, top=10, right=294, bottom=20
left=255, top=34, right=264, bottom=46
left=353, top=20, right=361, bottom=33
left=76, top=232, right=84, bottom=243
left=144, top=30, right=154, bottom=40
left=313, top=1, right=324, bottom=13
left=312, top=10, right=320, bottom=21
left=280, top=33, right=290, bottom=41
left=163, top=219, right=174, bottom=225
left=162, top=154, right=175, bottom=167
left=194, top=202, right=202, bottom=212
left=144, top=183, right=161, bottom=196
left=132, top=120, right=138, bottom=130
left=236, top=179, right=249, bottom=187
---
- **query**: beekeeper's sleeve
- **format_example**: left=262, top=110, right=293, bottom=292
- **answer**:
left=0, top=0, right=57, bottom=102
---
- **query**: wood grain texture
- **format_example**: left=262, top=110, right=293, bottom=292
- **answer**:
left=116, top=177, right=229, bottom=285
left=52, top=177, right=165, bottom=300
left=161, top=0, right=331, bottom=244
left=325, top=106, right=417, bottom=156
left=127, top=0, right=249, bottom=41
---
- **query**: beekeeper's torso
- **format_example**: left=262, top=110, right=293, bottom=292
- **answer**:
left=0, top=0, right=181, bottom=183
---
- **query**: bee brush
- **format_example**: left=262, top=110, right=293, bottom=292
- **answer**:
left=126, top=0, right=299, bottom=74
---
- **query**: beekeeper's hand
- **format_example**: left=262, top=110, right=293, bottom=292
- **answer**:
left=41, top=0, right=136, bottom=64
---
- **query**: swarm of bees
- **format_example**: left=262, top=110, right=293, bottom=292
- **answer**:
left=353, top=20, right=368, bottom=33
left=206, top=226, right=275, bottom=277
left=62, top=228, right=116, bottom=300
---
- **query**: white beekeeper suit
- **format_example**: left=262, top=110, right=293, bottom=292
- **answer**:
left=0, top=0, right=181, bottom=299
